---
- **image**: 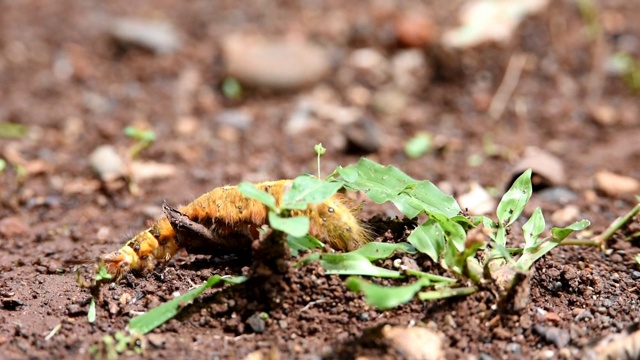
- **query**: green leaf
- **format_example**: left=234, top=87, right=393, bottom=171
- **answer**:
left=222, top=77, right=243, bottom=99
left=522, top=207, right=545, bottom=249
left=404, top=133, right=432, bottom=159
left=128, top=275, right=246, bottom=335
left=408, top=219, right=444, bottom=262
left=282, top=174, right=343, bottom=210
left=346, top=277, right=430, bottom=310
left=336, top=166, right=358, bottom=182
left=338, top=158, right=460, bottom=218
left=88, top=298, right=96, bottom=324
left=515, top=220, right=589, bottom=271
left=287, top=234, right=324, bottom=256
left=451, top=215, right=477, bottom=230
left=268, top=212, right=309, bottom=238
left=238, top=182, right=277, bottom=211
left=404, top=181, right=461, bottom=218
left=95, top=264, right=113, bottom=282
left=316, top=253, right=403, bottom=278
left=551, top=219, right=590, bottom=241
left=430, top=213, right=467, bottom=252
left=497, top=169, right=532, bottom=227
left=350, top=242, right=416, bottom=261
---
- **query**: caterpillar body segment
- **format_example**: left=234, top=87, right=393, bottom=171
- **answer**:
left=101, top=180, right=370, bottom=279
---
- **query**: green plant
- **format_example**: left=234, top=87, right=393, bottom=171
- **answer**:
left=123, top=125, right=156, bottom=158
left=89, top=331, right=143, bottom=360
left=327, top=162, right=589, bottom=308
left=221, top=77, right=243, bottom=100
left=0, top=122, right=28, bottom=138
left=404, top=132, right=432, bottom=159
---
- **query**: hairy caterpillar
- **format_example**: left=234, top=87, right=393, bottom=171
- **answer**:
left=101, top=180, right=370, bottom=279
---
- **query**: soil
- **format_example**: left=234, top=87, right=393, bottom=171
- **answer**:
left=1, top=1, right=640, bottom=359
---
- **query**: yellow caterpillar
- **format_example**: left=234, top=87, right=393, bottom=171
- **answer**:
left=101, top=180, right=370, bottom=279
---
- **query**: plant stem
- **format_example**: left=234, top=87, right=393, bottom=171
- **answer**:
left=593, top=202, right=640, bottom=247
left=418, top=286, right=477, bottom=301
left=405, top=269, right=457, bottom=284
left=559, top=239, right=602, bottom=247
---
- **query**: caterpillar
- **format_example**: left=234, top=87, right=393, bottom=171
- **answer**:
left=100, top=180, right=371, bottom=279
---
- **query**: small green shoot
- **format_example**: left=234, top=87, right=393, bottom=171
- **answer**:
left=0, top=122, right=28, bottom=138
left=315, top=143, right=326, bottom=178
left=0, top=159, right=6, bottom=172
left=404, top=132, right=432, bottom=159
left=88, top=298, right=96, bottom=324
left=124, top=125, right=156, bottom=158
left=128, top=275, right=246, bottom=335
left=222, top=77, right=243, bottom=99
left=89, top=331, right=143, bottom=360
left=610, top=53, right=640, bottom=93
left=94, top=264, right=113, bottom=282
left=635, top=254, right=640, bottom=266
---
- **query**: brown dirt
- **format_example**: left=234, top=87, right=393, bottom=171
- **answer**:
left=1, top=1, right=640, bottom=359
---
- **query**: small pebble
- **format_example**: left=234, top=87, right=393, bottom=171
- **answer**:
left=533, top=325, right=571, bottom=348
left=147, top=334, right=166, bottom=348
left=343, top=116, right=381, bottom=154
left=66, top=304, right=86, bottom=316
left=222, top=34, right=330, bottom=91
left=246, top=313, right=266, bottom=333
left=215, top=110, right=253, bottom=130
left=89, top=145, right=125, bottom=182
left=109, top=17, right=181, bottom=54
left=574, top=310, right=594, bottom=322
left=594, top=170, right=640, bottom=196
left=631, top=271, right=640, bottom=280
left=0, top=216, right=29, bottom=238
left=609, top=253, right=623, bottom=263
left=506, top=342, right=521, bottom=354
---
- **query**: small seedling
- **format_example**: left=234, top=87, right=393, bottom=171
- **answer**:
left=88, top=298, right=97, bottom=324
left=221, top=77, right=243, bottom=100
left=94, top=263, right=113, bottom=283
left=89, top=331, right=143, bottom=360
left=314, top=143, right=326, bottom=178
left=123, top=125, right=156, bottom=158
left=0, top=122, right=28, bottom=138
left=404, top=132, right=432, bottom=159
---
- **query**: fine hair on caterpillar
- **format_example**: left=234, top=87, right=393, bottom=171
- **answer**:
left=101, top=179, right=371, bottom=279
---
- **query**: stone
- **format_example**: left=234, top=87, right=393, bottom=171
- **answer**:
left=222, top=34, right=330, bottom=91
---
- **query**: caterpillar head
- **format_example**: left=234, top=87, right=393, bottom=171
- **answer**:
left=101, top=246, right=138, bottom=280
left=100, top=229, right=158, bottom=279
